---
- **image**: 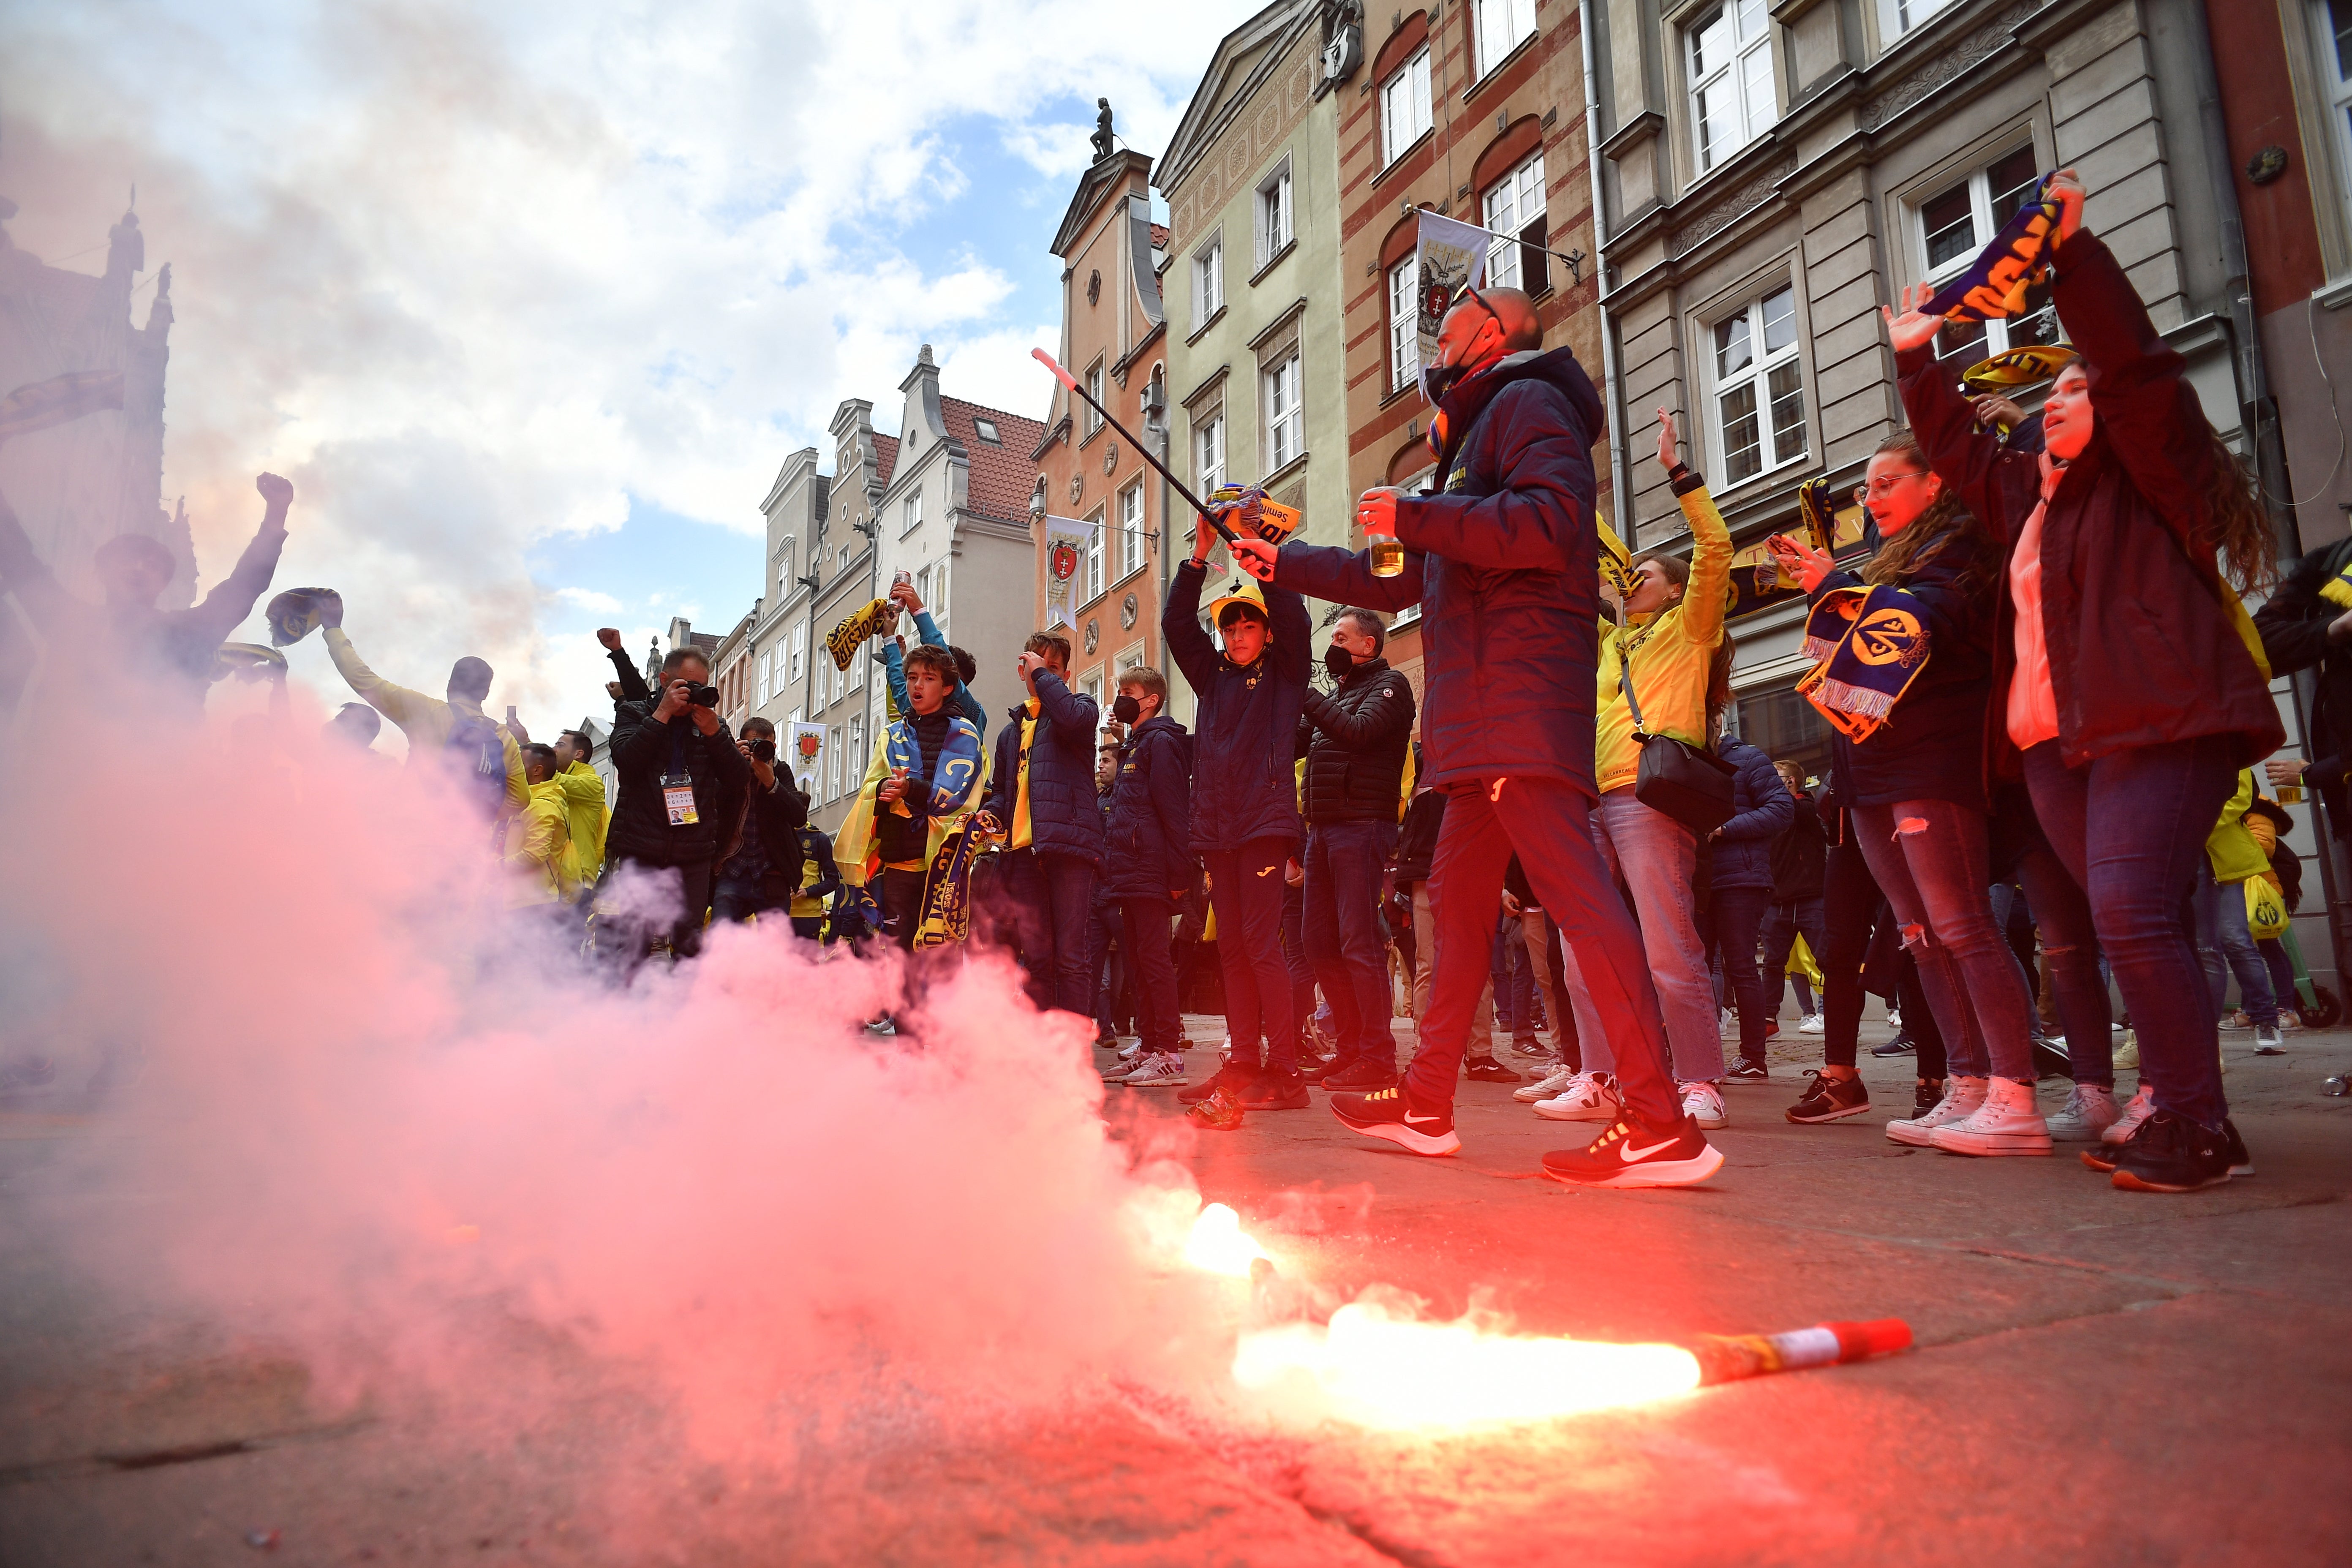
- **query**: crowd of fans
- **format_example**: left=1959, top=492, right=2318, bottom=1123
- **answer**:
left=2, top=170, right=2335, bottom=1197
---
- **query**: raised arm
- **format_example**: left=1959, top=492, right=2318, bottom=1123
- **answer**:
left=186, top=474, right=292, bottom=644
left=1886, top=285, right=2029, bottom=542
left=598, top=629, right=652, bottom=704
left=321, top=623, right=428, bottom=729
left=1161, top=557, right=1219, bottom=690
left=1669, top=461, right=1734, bottom=651
left=1032, top=667, right=1099, bottom=746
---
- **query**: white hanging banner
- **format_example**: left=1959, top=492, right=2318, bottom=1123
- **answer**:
left=789, top=722, right=827, bottom=794
left=1414, top=212, right=1492, bottom=403
left=1042, top=514, right=1092, bottom=629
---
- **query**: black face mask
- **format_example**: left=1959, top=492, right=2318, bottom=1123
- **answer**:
left=1323, top=644, right=1356, bottom=681
left=1111, top=693, right=1141, bottom=725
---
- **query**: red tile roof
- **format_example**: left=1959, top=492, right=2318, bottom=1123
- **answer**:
left=940, top=396, right=1045, bottom=523
left=1149, top=223, right=1170, bottom=249
left=871, top=433, right=900, bottom=491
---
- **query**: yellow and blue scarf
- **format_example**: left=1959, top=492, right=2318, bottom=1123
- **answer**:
left=825, top=598, right=890, bottom=672
left=884, top=713, right=983, bottom=819
left=1796, top=584, right=1933, bottom=742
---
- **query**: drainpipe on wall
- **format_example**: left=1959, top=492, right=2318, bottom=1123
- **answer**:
left=2188, top=0, right=2345, bottom=985
left=1579, top=0, right=1634, bottom=544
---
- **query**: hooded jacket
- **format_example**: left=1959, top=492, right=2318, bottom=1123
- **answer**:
left=1295, top=656, right=1416, bottom=826
left=1899, top=228, right=2282, bottom=782
left=324, top=627, right=528, bottom=814
left=1271, top=346, right=1609, bottom=796
left=1102, top=714, right=1194, bottom=899
left=981, top=670, right=1105, bottom=865
left=2252, top=536, right=2352, bottom=839
left=1708, top=733, right=1796, bottom=891
left=1162, top=558, right=1311, bottom=851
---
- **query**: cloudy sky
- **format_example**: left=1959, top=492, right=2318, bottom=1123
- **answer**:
left=2, top=0, right=1253, bottom=737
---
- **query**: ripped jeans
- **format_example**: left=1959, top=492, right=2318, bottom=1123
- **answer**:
left=1852, top=800, right=2039, bottom=1082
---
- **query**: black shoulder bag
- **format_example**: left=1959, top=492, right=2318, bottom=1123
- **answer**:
left=1617, top=635, right=1736, bottom=835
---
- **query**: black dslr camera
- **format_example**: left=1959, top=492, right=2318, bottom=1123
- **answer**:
left=747, top=736, right=777, bottom=762
left=678, top=682, right=720, bottom=708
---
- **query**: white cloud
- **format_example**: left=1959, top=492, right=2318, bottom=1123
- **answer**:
left=0, top=0, right=1250, bottom=731
left=554, top=586, right=623, bottom=613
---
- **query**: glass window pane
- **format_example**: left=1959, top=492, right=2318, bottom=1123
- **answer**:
left=1922, top=182, right=1976, bottom=270
left=1690, top=6, right=1727, bottom=74
left=1768, top=361, right=1807, bottom=464
left=1760, top=287, right=1796, bottom=355
left=1715, top=309, right=1753, bottom=377
left=2336, top=0, right=2352, bottom=78
left=1988, top=147, right=2042, bottom=225
left=1719, top=381, right=1761, bottom=484
left=1742, top=44, right=1775, bottom=140
left=1737, top=0, right=1766, bottom=37
left=1697, top=76, right=1737, bottom=166
left=1934, top=314, right=1988, bottom=365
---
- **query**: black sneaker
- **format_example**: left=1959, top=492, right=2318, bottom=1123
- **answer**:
left=1724, top=1058, right=1770, bottom=1083
left=1178, top=1059, right=1258, bottom=1105
left=2110, top=1109, right=2233, bottom=1193
left=1509, top=1035, right=1549, bottom=1059
left=1320, top=1057, right=1400, bottom=1092
left=1464, top=1056, right=1522, bottom=1083
left=1786, top=1070, right=1872, bottom=1124
left=1871, top=1035, right=1917, bottom=1058
left=1910, top=1077, right=1945, bottom=1117
left=1239, top=1068, right=1311, bottom=1110
left=1540, top=1112, right=1724, bottom=1188
left=2224, top=1117, right=2254, bottom=1177
left=2032, top=1035, right=2074, bottom=1080
left=1330, top=1082, right=1460, bottom=1156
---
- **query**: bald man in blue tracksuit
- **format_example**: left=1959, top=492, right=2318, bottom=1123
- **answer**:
left=1227, top=286, right=1722, bottom=1188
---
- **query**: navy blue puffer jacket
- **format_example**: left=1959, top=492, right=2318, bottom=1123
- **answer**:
left=1102, top=715, right=1193, bottom=898
left=1709, top=733, right=1794, bottom=891
left=981, top=670, right=1105, bottom=866
left=1275, top=346, right=1610, bottom=796
left=1162, top=558, right=1310, bottom=852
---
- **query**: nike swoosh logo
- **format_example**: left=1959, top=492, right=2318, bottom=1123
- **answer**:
left=1621, top=1138, right=1681, bottom=1161
left=1405, top=1112, right=1444, bottom=1125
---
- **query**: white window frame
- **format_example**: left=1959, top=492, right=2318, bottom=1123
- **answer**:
left=2323, top=0, right=2352, bottom=234
left=901, top=488, right=922, bottom=536
left=1707, top=282, right=1808, bottom=487
left=789, top=621, right=806, bottom=683
left=1084, top=504, right=1106, bottom=604
left=1380, top=48, right=1433, bottom=168
left=828, top=724, right=843, bottom=802
left=1082, top=669, right=1104, bottom=712
left=1256, top=161, right=1293, bottom=265
left=851, top=642, right=866, bottom=693
left=1877, top=0, right=1958, bottom=44
left=1388, top=255, right=1421, bottom=392
left=1197, top=410, right=1226, bottom=493
left=1194, top=232, right=1224, bottom=324
left=1686, top=0, right=1777, bottom=175
left=1916, top=143, right=2053, bottom=367
left=932, top=560, right=948, bottom=634
left=847, top=716, right=862, bottom=784
left=1265, top=354, right=1304, bottom=472
left=1119, top=480, right=1146, bottom=579
left=757, top=649, right=773, bottom=707
left=1482, top=152, right=1548, bottom=293
left=1085, top=362, right=1105, bottom=434
left=1115, top=645, right=1146, bottom=677
left=1472, top=0, right=1538, bottom=78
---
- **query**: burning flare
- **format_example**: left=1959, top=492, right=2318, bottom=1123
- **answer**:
left=1181, top=1202, right=1272, bottom=1278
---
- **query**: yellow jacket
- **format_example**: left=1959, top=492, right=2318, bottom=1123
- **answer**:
left=324, top=627, right=527, bottom=813
left=1595, top=481, right=1732, bottom=793
left=550, top=761, right=608, bottom=879
left=504, top=779, right=577, bottom=905
left=2205, top=769, right=2269, bottom=885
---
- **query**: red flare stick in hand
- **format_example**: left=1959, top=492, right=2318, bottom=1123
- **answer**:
left=1691, top=1319, right=1912, bottom=1385
left=1032, top=348, right=1241, bottom=548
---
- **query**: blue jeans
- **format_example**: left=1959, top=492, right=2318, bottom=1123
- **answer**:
left=1416, top=779, right=1681, bottom=1124
left=1710, top=885, right=1773, bottom=1063
left=1001, top=848, right=1100, bottom=1019
left=2008, top=827, right=2114, bottom=1086
left=1119, top=897, right=1182, bottom=1057
left=1853, top=800, right=2038, bottom=1082
left=1304, top=820, right=1399, bottom=1071
left=1206, top=838, right=1299, bottom=1072
left=1560, top=792, right=1723, bottom=1084
left=2023, top=738, right=2236, bottom=1131
left=2196, top=876, right=2278, bottom=1026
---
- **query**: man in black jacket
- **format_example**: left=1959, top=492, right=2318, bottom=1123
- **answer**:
left=978, top=632, right=1105, bottom=1018
left=712, top=716, right=812, bottom=925
left=1298, top=608, right=1417, bottom=1089
left=1233, top=286, right=1716, bottom=1186
left=602, top=645, right=751, bottom=967
left=1101, top=667, right=1195, bottom=1087
left=2253, top=537, right=2352, bottom=847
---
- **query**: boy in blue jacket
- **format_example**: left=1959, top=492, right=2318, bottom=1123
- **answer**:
left=1164, top=526, right=1313, bottom=1111
left=1099, top=667, right=1195, bottom=1088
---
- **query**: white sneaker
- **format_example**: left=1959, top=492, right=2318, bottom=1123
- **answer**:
left=1515, top=1063, right=1580, bottom=1103
left=2044, top=1082, right=2121, bottom=1142
left=1719, top=1007, right=1735, bottom=1034
left=1886, top=1075, right=1986, bottom=1146
left=1119, top=1052, right=1189, bottom=1089
left=1928, top=1075, right=2052, bottom=1156
left=1117, top=1038, right=1146, bottom=1063
left=2221, top=1010, right=2254, bottom=1032
left=2101, top=1082, right=2156, bottom=1145
left=2280, top=1010, right=2305, bottom=1031
left=2254, top=1025, right=2286, bottom=1054
left=1533, top=1071, right=1620, bottom=1122
left=1680, top=1080, right=1728, bottom=1130
left=2112, top=1029, right=2139, bottom=1071
left=1886, top=1009, right=1902, bottom=1032
left=1797, top=1013, right=1827, bottom=1035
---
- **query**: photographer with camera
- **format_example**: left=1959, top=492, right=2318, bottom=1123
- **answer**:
left=712, top=716, right=812, bottom=925
left=601, top=645, right=750, bottom=967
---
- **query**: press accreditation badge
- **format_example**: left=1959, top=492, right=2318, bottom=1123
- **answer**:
left=661, top=773, right=700, bottom=827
